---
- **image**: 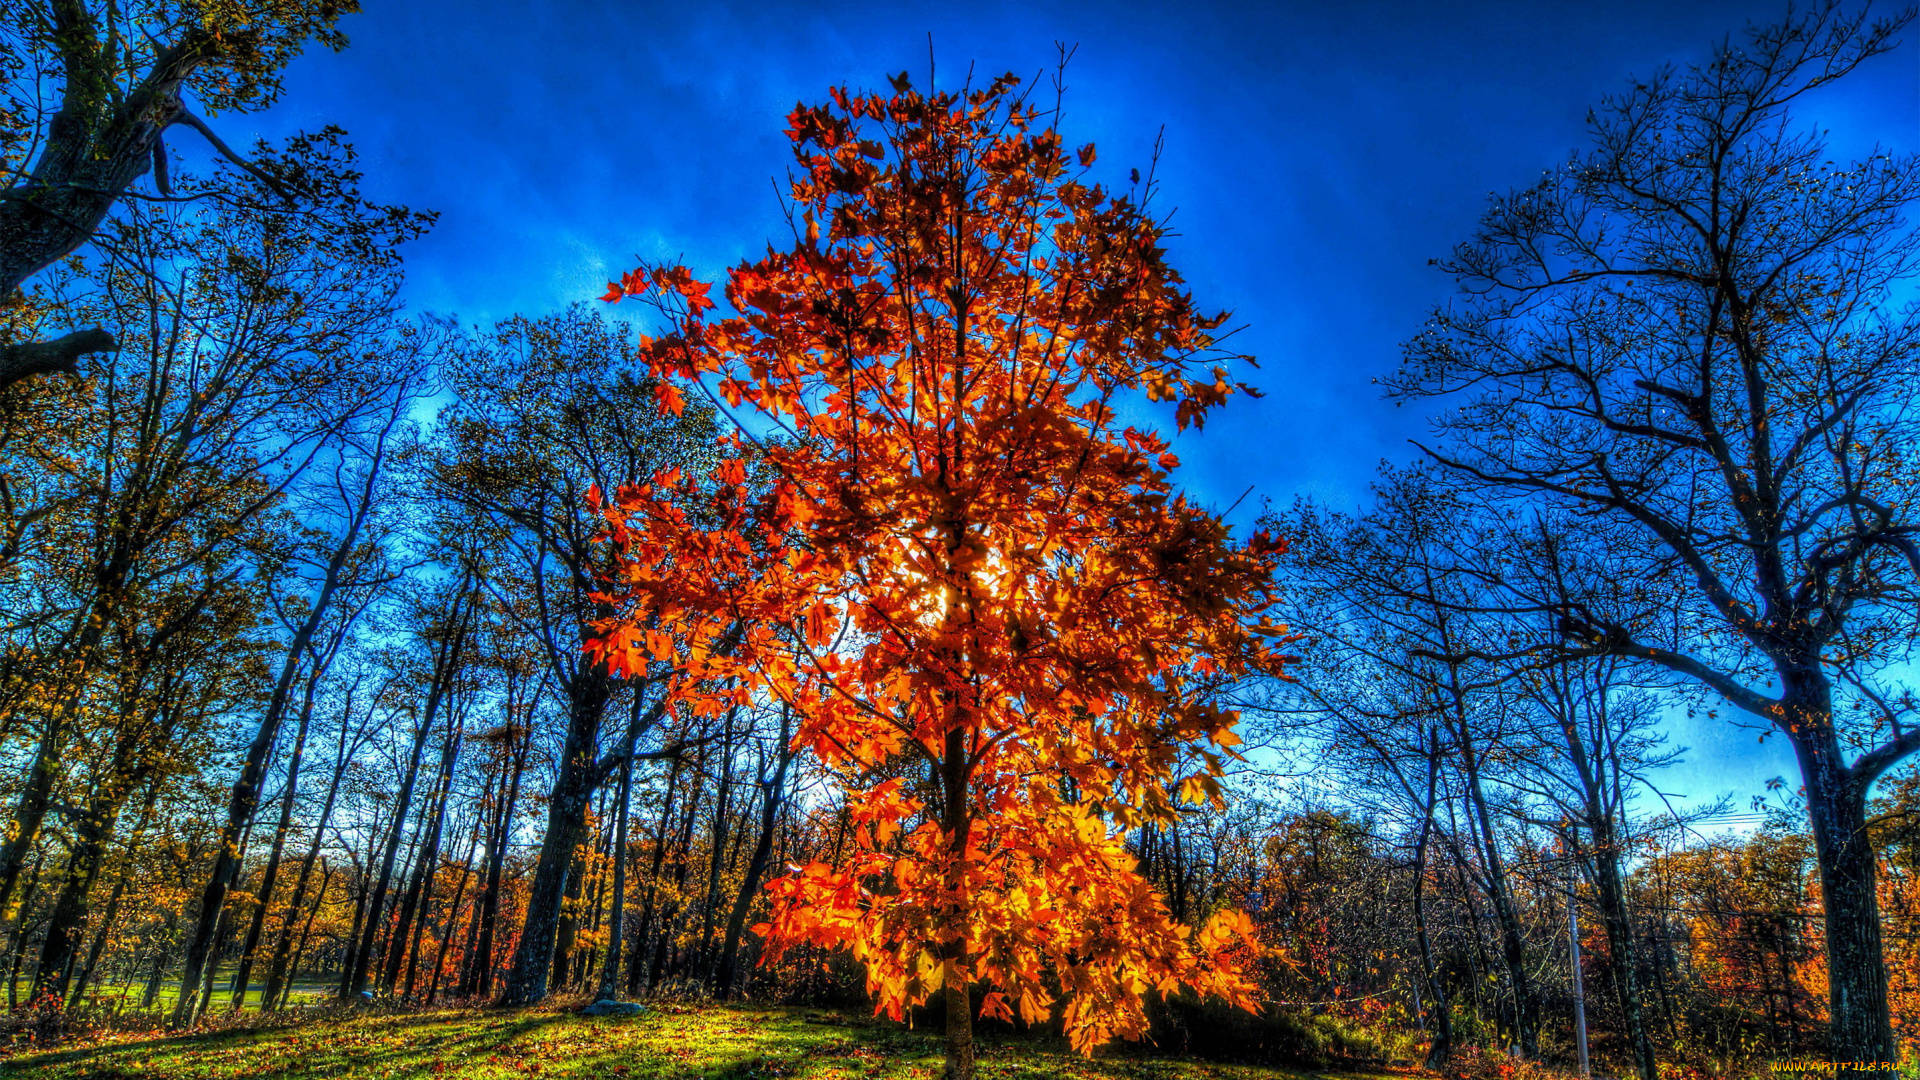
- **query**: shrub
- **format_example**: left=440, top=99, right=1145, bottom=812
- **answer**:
left=1142, top=991, right=1389, bottom=1067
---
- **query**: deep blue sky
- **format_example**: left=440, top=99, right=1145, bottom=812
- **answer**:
left=230, top=0, right=1919, bottom=820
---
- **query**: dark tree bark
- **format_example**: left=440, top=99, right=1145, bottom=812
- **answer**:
left=500, top=662, right=611, bottom=1004
left=174, top=448, right=397, bottom=1027
left=280, top=861, right=332, bottom=1009
left=648, top=743, right=711, bottom=990
left=0, top=329, right=117, bottom=387
left=1413, top=730, right=1453, bottom=1070
left=693, top=712, right=738, bottom=981
left=28, top=704, right=155, bottom=1004
left=0, top=3, right=350, bottom=391
left=628, top=751, right=685, bottom=996
left=65, top=787, right=157, bottom=1009
left=424, top=812, right=483, bottom=1004
left=596, top=753, right=636, bottom=1001
left=261, top=691, right=361, bottom=1011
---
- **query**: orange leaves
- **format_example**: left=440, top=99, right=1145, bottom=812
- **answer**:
left=585, top=69, right=1282, bottom=1063
left=681, top=279, right=716, bottom=315
left=1195, top=906, right=1256, bottom=954
left=599, top=264, right=717, bottom=317
left=653, top=382, right=686, bottom=417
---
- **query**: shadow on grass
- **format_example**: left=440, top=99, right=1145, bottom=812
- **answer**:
left=3, top=1006, right=570, bottom=1076
left=0, top=1003, right=1255, bottom=1080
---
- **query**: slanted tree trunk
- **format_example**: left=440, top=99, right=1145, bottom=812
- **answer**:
left=629, top=752, right=685, bottom=996
left=385, top=716, right=463, bottom=994
left=425, top=813, right=483, bottom=1004
left=30, top=722, right=148, bottom=1003
left=230, top=678, right=319, bottom=1011
left=1452, top=696, right=1538, bottom=1057
left=0, top=593, right=118, bottom=949
left=175, top=534, right=385, bottom=1027
left=67, top=788, right=158, bottom=1009
left=280, top=861, right=333, bottom=1009
left=597, top=753, right=636, bottom=1000
left=649, top=746, right=711, bottom=990
left=1413, top=732, right=1452, bottom=1070
left=262, top=706, right=356, bottom=1011
left=695, top=713, right=738, bottom=981
left=347, top=700, right=441, bottom=997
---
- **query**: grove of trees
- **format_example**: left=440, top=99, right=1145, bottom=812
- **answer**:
left=0, top=3, right=1915, bottom=1080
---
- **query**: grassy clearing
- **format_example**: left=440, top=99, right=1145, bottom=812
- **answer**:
left=0, top=1001, right=1395, bottom=1080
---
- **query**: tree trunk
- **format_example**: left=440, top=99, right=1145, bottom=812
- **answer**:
left=1589, top=812, right=1656, bottom=1079
left=5, top=846, right=47, bottom=1007
left=261, top=720, right=352, bottom=1011
left=29, top=726, right=148, bottom=1003
left=347, top=711, right=435, bottom=999
left=1455, top=722, right=1539, bottom=1057
left=281, top=862, right=333, bottom=1009
left=174, top=568, right=362, bottom=1027
left=1414, top=735, right=1452, bottom=1070
left=386, top=719, right=463, bottom=995
left=345, top=606, right=468, bottom=1000
left=230, top=681, right=318, bottom=1011
left=1789, top=678, right=1896, bottom=1071
left=629, top=752, right=684, bottom=996
left=425, top=813, right=483, bottom=1004
left=598, top=754, right=635, bottom=1000
left=695, top=726, right=736, bottom=982
left=464, top=726, right=528, bottom=999
left=940, top=722, right=975, bottom=1080
left=716, top=705, right=794, bottom=999
left=649, top=748, right=710, bottom=990
left=0, top=593, right=113, bottom=948
left=552, top=848, right=589, bottom=992
left=500, top=663, right=610, bottom=1005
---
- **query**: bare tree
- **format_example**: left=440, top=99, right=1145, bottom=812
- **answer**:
left=1388, top=5, right=1920, bottom=1064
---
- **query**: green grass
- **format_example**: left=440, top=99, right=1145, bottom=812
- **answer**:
left=0, top=1002, right=1390, bottom=1080
left=12, top=972, right=339, bottom=1015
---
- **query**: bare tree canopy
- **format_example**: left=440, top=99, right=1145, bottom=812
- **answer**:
left=1387, top=2, right=1920, bottom=1066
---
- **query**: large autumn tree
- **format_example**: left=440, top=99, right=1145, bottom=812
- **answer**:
left=593, top=71, right=1286, bottom=1080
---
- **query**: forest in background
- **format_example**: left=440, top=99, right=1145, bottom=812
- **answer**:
left=1, top=3, right=1918, bottom=1080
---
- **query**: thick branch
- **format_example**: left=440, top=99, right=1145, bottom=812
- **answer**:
left=1851, top=728, right=1920, bottom=792
left=0, top=328, right=116, bottom=389
left=168, top=110, right=295, bottom=202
